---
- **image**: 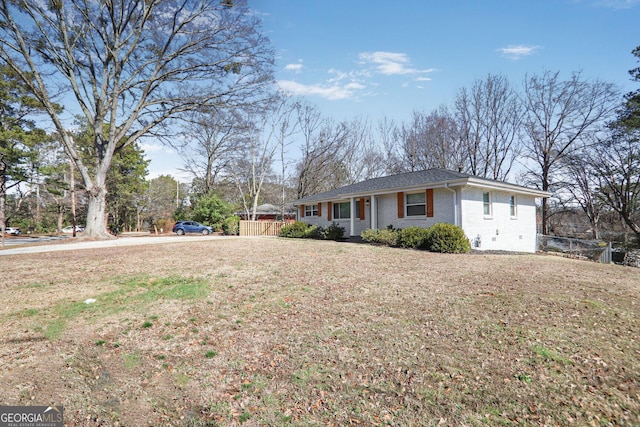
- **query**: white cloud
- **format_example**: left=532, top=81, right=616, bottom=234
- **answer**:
left=498, top=45, right=541, bottom=60
left=277, top=80, right=364, bottom=100
left=140, top=142, right=165, bottom=153
left=284, top=63, right=303, bottom=73
left=276, top=51, right=433, bottom=101
left=359, top=51, right=435, bottom=76
left=592, top=0, right=640, bottom=9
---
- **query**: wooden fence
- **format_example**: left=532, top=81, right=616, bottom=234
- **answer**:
left=239, top=220, right=285, bottom=237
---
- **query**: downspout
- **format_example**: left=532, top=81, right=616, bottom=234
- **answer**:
left=350, top=197, right=356, bottom=237
left=444, top=184, right=458, bottom=227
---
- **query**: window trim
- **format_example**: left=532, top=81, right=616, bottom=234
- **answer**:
left=304, top=204, right=319, bottom=217
left=406, top=192, right=426, bottom=217
left=483, top=191, right=492, bottom=218
left=332, top=199, right=363, bottom=220
left=509, top=194, right=518, bottom=218
left=333, top=201, right=351, bottom=220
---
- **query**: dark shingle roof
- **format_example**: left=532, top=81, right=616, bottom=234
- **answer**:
left=294, top=168, right=547, bottom=204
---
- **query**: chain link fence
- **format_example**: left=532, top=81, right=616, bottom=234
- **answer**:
left=537, top=234, right=612, bottom=263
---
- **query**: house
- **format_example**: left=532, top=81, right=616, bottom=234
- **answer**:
left=237, top=203, right=296, bottom=222
left=292, top=168, right=551, bottom=253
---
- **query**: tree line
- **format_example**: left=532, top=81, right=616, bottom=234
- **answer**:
left=0, top=1, right=638, bottom=243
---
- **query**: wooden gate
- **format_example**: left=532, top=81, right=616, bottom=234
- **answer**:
left=239, top=220, right=285, bottom=237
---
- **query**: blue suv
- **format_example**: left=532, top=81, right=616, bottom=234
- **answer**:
left=172, top=221, right=213, bottom=235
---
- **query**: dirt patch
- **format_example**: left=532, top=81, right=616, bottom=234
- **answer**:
left=1, top=238, right=639, bottom=426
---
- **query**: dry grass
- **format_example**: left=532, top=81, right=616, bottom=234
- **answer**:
left=0, top=237, right=639, bottom=426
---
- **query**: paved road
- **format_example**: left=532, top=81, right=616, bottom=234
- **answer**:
left=0, top=235, right=70, bottom=247
left=0, top=234, right=230, bottom=256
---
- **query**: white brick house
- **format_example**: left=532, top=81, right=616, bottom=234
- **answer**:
left=293, top=168, right=551, bottom=253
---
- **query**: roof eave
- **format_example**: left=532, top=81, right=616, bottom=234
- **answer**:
left=293, top=176, right=551, bottom=206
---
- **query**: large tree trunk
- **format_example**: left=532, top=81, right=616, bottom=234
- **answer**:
left=56, top=204, right=64, bottom=236
left=85, top=185, right=113, bottom=238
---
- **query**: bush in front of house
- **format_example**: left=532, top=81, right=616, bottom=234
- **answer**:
left=361, top=223, right=470, bottom=253
left=398, top=226, right=431, bottom=249
left=322, top=222, right=345, bottom=241
left=360, top=227, right=400, bottom=247
left=424, top=223, right=471, bottom=253
left=279, top=221, right=321, bottom=239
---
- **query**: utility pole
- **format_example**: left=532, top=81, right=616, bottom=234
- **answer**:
left=70, top=157, right=77, bottom=237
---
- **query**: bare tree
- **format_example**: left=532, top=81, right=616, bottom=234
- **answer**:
left=396, top=107, right=466, bottom=173
left=178, top=107, right=248, bottom=196
left=233, top=96, right=297, bottom=220
left=0, top=0, right=273, bottom=237
left=590, top=131, right=640, bottom=240
left=337, top=117, right=389, bottom=184
left=521, top=70, right=619, bottom=234
left=454, top=74, right=522, bottom=180
left=294, top=109, right=383, bottom=198
left=295, top=105, right=348, bottom=198
left=376, top=117, right=404, bottom=175
left=560, top=151, right=606, bottom=239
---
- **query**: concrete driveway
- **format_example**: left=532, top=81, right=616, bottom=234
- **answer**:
left=0, top=234, right=230, bottom=256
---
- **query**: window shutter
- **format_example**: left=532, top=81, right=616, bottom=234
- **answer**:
left=397, top=192, right=404, bottom=218
left=300, top=205, right=305, bottom=218
left=359, top=198, right=365, bottom=220
left=327, top=202, right=332, bottom=221
left=318, top=202, right=322, bottom=217
left=426, top=189, right=434, bottom=217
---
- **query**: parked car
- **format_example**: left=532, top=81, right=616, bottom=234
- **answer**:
left=62, top=225, right=84, bottom=234
left=172, top=221, right=213, bottom=235
left=3, top=226, right=21, bottom=235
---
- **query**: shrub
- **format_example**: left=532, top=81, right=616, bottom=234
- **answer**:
left=191, top=193, right=235, bottom=231
left=398, top=226, right=431, bottom=249
left=322, top=222, right=345, bottom=240
left=361, top=228, right=400, bottom=247
left=425, top=223, right=471, bottom=253
left=223, top=215, right=240, bottom=235
left=279, top=221, right=310, bottom=238
left=305, top=224, right=322, bottom=239
left=279, top=221, right=321, bottom=239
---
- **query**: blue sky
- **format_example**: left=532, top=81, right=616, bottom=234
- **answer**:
left=148, top=0, right=640, bottom=178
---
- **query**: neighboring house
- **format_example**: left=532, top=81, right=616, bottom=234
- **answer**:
left=238, top=203, right=296, bottom=222
left=293, top=168, right=551, bottom=253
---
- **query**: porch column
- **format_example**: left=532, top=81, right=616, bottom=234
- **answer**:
left=371, top=195, right=378, bottom=230
left=350, top=197, right=356, bottom=237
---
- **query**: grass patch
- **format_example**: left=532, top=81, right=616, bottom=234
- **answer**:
left=532, top=345, right=573, bottom=365
left=17, top=275, right=209, bottom=340
left=123, top=353, right=142, bottom=369
left=43, top=319, right=66, bottom=340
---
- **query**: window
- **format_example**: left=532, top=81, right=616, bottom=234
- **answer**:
left=305, top=204, right=318, bottom=217
left=406, top=192, right=426, bottom=216
left=510, top=195, right=517, bottom=217
left=332, top=200, right=361, bottom=220
left=333, top=202, right=350, bottom=219
left=483, top=192, right=492, bottom=216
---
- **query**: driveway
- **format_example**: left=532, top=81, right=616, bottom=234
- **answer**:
left=0, top=234, right=231, bottom=256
